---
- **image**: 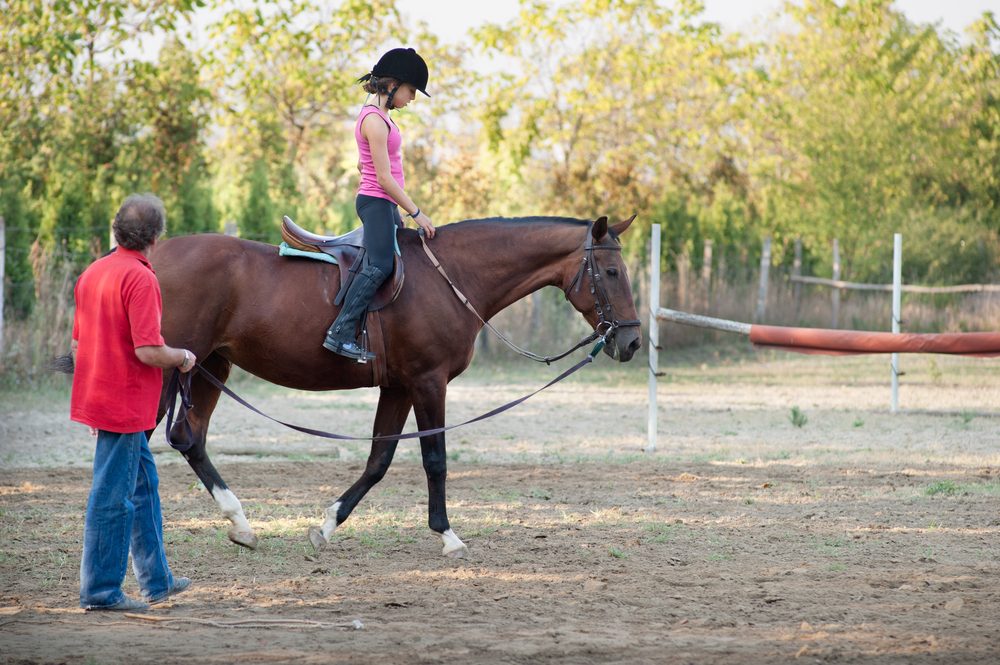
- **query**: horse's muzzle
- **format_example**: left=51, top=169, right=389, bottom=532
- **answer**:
left=604, top=327, right=641, bottom=362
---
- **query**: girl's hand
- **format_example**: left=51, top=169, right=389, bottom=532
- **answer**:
left=414, top=211, right=435, bottom=239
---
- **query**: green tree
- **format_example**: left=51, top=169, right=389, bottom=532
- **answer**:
left=749, top=0, right=1000, bottom=280
left=121, top=40, right=218, bottom=235
left=207, top=0, right=403, bottom=230
left=0, top=181, right=37, bottom=317
left=472, top=0, right=755, bottom=263
left=0, top=0, right=209, bottom=311
left=238, top=159, right=276, bottom=242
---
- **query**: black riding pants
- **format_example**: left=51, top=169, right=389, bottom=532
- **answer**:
left=356, top=194, right=400, bottom=275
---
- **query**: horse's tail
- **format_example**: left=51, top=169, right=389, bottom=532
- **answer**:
left=48, top=354, right=74, bottom=374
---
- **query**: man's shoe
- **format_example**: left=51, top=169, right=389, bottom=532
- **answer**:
left=85, top=595, right=149, bottom=612
left=323, top=337, right=375, bottom=362
left=146, top=577, right=192, bottom=605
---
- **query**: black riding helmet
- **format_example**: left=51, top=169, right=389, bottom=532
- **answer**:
left=358, top=47, right=430, bottom=101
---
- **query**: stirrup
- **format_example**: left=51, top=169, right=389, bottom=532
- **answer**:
left=323, top=336, right=375, bottom=363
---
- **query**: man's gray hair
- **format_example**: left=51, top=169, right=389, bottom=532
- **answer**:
left=112, top=194, right=166, bottom=251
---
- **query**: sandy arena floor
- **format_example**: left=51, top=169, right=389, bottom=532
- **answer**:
left=1, top=351, right=998, bottom=664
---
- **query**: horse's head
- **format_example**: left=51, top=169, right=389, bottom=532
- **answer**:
left=564, top=215, right=642, bottom=362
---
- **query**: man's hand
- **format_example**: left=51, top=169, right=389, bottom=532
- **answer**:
left=178, top=349, right=197, bottom=374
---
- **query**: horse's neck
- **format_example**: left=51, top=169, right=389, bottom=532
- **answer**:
left=440, top=220, right=583, bottom=321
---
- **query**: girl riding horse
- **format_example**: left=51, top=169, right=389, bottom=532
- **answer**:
left=324, top=47, right=437, bottom=362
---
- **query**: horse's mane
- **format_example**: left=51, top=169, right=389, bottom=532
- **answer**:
left=443, top=216, right=625, bottom=243
left=449, top=216, right=589, bottom=229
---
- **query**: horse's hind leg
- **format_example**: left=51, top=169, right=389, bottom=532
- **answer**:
left=309, top=386, right=411, bottom=550
left=165, top=353, right=258, bottom=550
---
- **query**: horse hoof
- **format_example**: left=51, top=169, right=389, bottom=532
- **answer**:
left=228, top=529, right=259, bottom=550
left=440, top=528, right=468, bottom=558
left=308, top=527, right=328, bottom=551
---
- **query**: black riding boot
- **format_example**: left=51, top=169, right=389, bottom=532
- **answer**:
left=323, top=263, right=387, bottom=362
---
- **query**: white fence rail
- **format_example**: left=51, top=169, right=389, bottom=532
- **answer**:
left=646, top=225, right=998, bottom=450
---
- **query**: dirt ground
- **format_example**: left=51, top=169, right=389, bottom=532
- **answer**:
left=1, top=350, right=998, bottom=664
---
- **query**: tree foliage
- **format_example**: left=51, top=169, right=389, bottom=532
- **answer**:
left=2, top=0, right=998, bottom=329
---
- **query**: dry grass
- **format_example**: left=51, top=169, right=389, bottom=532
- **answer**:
left=3, top=250, right=997, bottom=377
left=1, top=248, right=76, bottom=387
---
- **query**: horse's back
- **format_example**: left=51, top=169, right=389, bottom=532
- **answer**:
left=152, top=233, right=337, bottom=294
left=152, top=233, right=273, bottom=277
left=150, top=234, right=363, bottom=387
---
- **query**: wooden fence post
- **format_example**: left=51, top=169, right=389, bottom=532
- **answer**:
left=701, top=239, right=713, bottom=311
left=831, top=239, right=841, bottom=328
left=754, top=236, right=771, bottom=323
left=676, top=249, right=689, bottom=312
left=530, top=290, right=543, bottom=333
left=793, top=238, right=802, bottom=319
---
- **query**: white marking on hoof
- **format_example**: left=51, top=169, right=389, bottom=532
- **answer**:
left=228, top=528, right=258, bottom=550
left=440, top=529, right=468, bottom=558
left=309, top=501, right=342, bottom=551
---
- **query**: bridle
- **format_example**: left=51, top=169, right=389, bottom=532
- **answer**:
left=564, top=223, right=642, bottom=340
left=419, top=222, right=640, bottom=364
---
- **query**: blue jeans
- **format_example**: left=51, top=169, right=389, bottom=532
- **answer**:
left=80, top=430, right=175, bottom=608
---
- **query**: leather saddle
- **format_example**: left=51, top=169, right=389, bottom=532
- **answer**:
left=280, top=215, right=404, bottom=311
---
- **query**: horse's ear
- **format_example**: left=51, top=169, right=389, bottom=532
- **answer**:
left=591, top=216, right=609, bottom=240
left=610, top=214, right=637, bottom=236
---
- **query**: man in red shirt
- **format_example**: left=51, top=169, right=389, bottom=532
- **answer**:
left=72, top=194, right=197, bottom=611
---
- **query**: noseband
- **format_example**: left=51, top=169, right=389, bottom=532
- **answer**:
left=564, top=225, right=642, bottom=337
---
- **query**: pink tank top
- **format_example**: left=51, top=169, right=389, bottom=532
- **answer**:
left=356, top=106, right=404, bottom=202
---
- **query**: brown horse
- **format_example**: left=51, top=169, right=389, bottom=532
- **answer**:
left=150, top=215, right=641, bottom=557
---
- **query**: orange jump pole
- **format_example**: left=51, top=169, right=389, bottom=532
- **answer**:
left=656, top=308, right=1000, bottom=357
left=649, top=307, right=1000, bottom=451
left=749, top=325, right=1000, bottom=357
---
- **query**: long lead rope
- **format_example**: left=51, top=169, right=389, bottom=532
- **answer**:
left=164, top=337, right=608, bottom=448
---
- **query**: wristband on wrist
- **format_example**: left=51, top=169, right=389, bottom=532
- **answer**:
left=181, top=350, right=190, bottom=368
left=408, top=208, right=420, bottom=219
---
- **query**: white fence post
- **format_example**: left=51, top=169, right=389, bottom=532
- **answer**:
left=647, top=224, right=661, bottom=453
left=891, top=233, right=902, bottom=413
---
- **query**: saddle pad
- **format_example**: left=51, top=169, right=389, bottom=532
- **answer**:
left=278, top=242, right=338, bottom=264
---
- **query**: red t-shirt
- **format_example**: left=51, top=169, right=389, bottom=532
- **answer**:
left=71, top=247, right=166, bottom=433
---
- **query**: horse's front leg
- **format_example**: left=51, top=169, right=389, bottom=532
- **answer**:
left=309, top=386, right=412, bottom=550
left=160, top=353, right=258, bottom=550
left=412, top=379, right=467, bottom=558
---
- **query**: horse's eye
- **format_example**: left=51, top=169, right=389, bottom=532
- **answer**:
left=606, top=267, right=619, bottom=277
